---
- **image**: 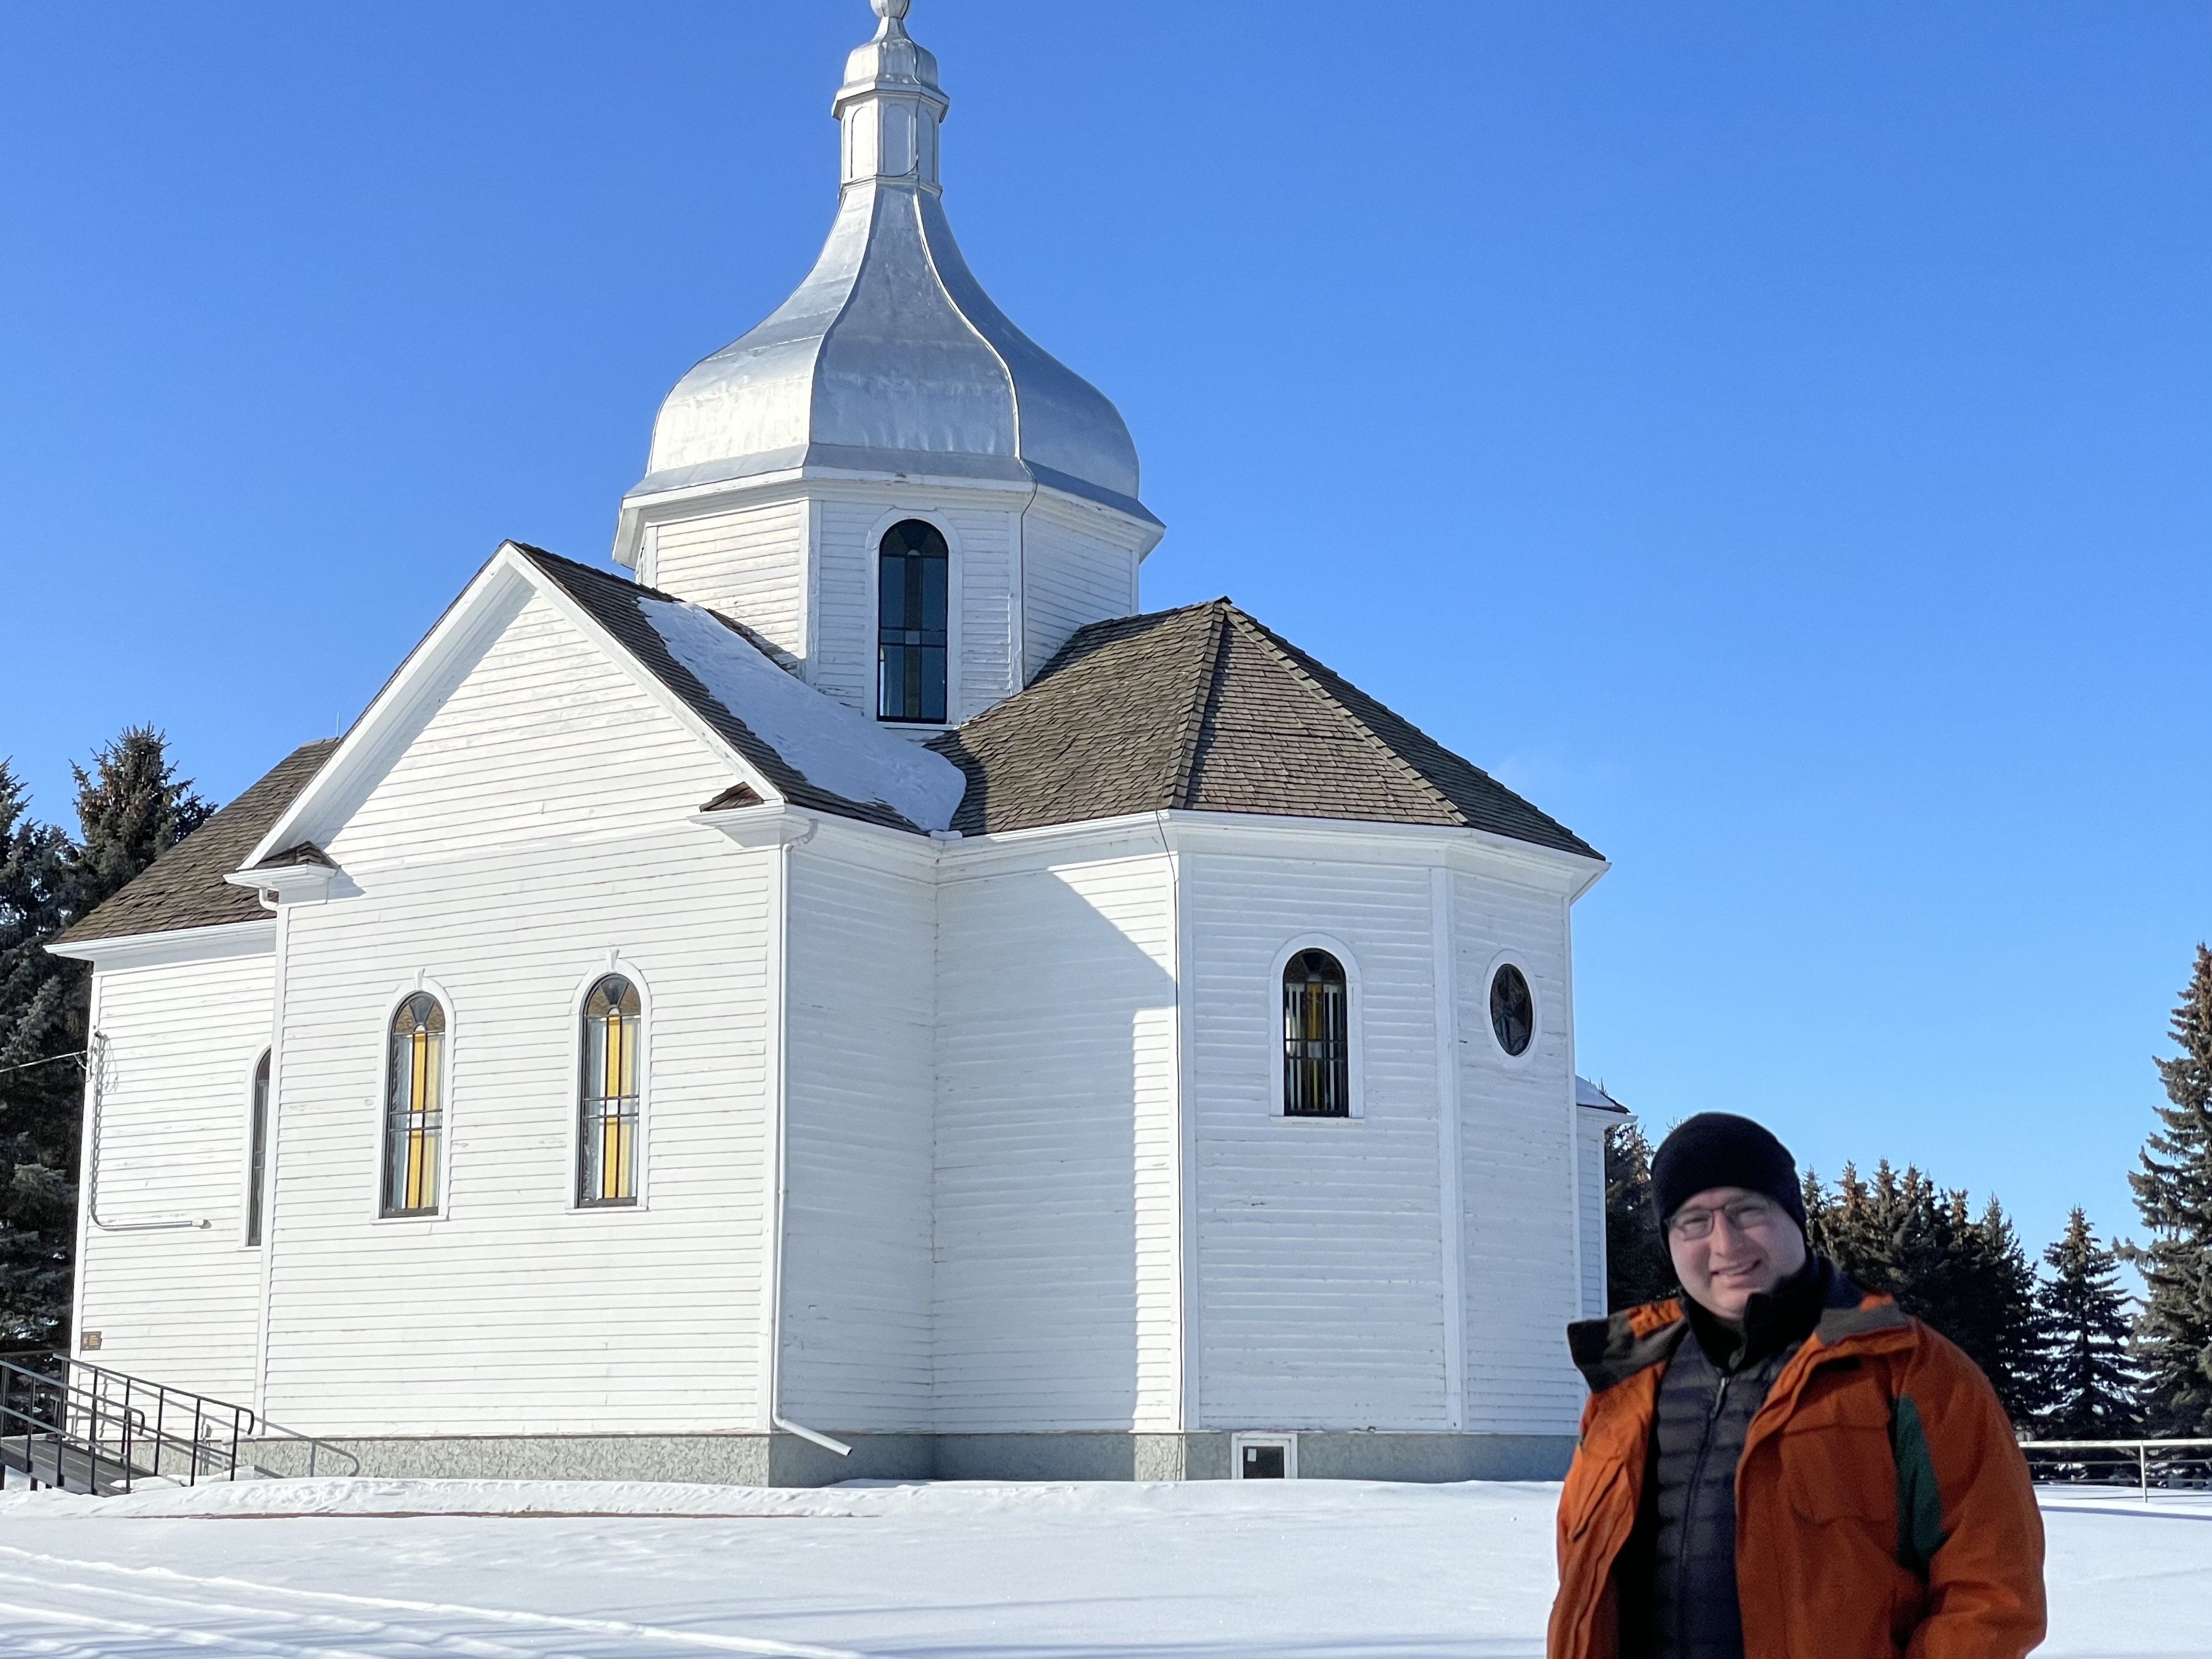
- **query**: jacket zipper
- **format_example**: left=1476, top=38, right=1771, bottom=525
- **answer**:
left=1674, top=1366, right=1733, bottom=1653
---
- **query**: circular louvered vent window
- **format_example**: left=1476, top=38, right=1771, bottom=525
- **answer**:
left=1489, top=964, right=1534, bottom=1058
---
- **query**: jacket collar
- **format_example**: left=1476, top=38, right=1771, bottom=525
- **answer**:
left=1568, top=1259, right=1907, bottom=1393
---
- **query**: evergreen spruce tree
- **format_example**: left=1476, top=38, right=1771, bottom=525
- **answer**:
left=1963, top=1195, right=2052, bottom=1424
left=2122, top=945, right=2212, bottom=1436
left=64, top=727, right=213, bottom=922
left=1803, top=1159, right=2046, bottom=1422
left=0, top=730, right=212, bottom=1348
left=0, top=761, right=79, bottom=1346
left=2037, top=1209, right=2141, bottom=1439
left=1603, top=1120, right=1675, bottom=1310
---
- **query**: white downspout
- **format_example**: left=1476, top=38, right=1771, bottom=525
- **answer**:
left=762, top=817, right=851, bottom=1460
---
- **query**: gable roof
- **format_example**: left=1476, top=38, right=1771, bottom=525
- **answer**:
left=58, top=739, right=339, bottom=945
left=514, top=544, right=954, bottom=834
left=928, top=600, right=1599, bottom=858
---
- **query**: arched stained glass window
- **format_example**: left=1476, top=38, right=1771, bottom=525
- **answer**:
left=877, top=519, right=949, bottom=723
left=579, top=976, right=642, bottom=1207
left=382, top=994, right=446, bottom=1217
left=1283, top=949, right=1350, bottom=1118
left=245, top=1050, right=270, bottom=1247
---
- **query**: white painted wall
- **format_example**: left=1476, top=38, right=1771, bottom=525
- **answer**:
left=1453, top=867, right=1586, bottom=1434
left=779, top=831, right=937, bottom=1430
left=644, top=497, right=810, bottom=661
left=932, top=836, right=1179, bottom=1431
left=1181, top=841, right=1454, bottom=1433
left=1577, top=1110, right=1609, bottom=1319
left=263, top=590, right=778, bottom=1436
left=72, top=939, right=274, bottom=1406
left=1022, top=492, right=1140, bottom=679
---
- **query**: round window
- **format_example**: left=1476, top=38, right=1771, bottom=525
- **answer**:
left=1489, top=964, right=1534, bottom=1057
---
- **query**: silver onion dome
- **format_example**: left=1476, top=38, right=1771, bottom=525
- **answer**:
left=626, top=1, right=1154, bottom=525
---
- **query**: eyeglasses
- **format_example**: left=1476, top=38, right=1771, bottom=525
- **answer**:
left=1668, top=1198, right=1778, bottom=1241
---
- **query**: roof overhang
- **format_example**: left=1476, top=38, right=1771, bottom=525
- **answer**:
left=936, top=806, right=1609, bottom=897
left=613, top=456, right=1164, bottom=570
left=46, top=917, right=276, bottom=971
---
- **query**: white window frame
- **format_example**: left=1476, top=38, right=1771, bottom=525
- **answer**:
left=565, top=955, right=653, bottom=1215
left=371, top=975, right=456, bottom=1225
left=1231, top=1431, right=1299, bottom=1480
left=864, top=506, right=964, bottom=731
left=1481, top=950, right=1542, bottom=1069
left=1268, top=933, right=1364, bottom=1121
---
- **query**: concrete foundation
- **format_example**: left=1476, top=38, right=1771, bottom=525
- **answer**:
left=246, top=1430, right=1574, bottom=1487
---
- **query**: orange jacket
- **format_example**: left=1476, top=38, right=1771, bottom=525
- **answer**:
left=1549, top=1285, right=2046, bottom=1659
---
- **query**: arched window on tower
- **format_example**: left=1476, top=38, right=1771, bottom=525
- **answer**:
left=1282, top=949, right=1350, bottom=1118
left=878, top=519, right=949, bottom=723
left=382, top=993, right=446, bottom=1217
left=578, top=975, right=642, bottom=1207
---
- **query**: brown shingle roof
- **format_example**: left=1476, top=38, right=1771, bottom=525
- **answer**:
left=57, top=739, right=340, bottom=945
left=929, top=600, right=1599, bottom=858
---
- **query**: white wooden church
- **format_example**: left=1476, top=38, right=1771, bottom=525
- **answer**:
left=56, top=0, right=1619, bottom=1485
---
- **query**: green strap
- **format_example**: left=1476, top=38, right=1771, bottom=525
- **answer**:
left=1891, top=1393, right=1948, bottom=1576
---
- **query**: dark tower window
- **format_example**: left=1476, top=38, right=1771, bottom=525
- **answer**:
left=1489, top=963, right=1534, bottom=1057
left=1282, top=949, right=1350, bottom=1117
left=245, top=1050, right=271, bottom=1247
left=877, top=519, right=949, bottom=723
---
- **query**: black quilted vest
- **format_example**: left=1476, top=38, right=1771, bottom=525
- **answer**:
left=1617, top=1258, right=1832, bottom=1659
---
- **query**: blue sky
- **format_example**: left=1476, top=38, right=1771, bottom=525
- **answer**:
left=4, top=2, right=2205, bottom=1264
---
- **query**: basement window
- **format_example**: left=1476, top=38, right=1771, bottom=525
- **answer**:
left=1233, top=1433, right=1297, bottom=1480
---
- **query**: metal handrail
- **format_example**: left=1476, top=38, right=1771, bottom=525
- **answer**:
left=2017, top=1437, right=2212, bottom=1502
left=0, top=1351, right=354, bottom=1494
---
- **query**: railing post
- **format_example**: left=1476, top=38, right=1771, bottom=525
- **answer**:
left=2141, top=1443, right=2150, bottom=1503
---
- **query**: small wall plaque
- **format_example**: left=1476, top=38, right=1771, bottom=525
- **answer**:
left=79, top=1331, right=102, bottom=1352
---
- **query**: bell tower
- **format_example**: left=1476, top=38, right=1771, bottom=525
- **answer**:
left=611, top=0, right=1164, bottom=731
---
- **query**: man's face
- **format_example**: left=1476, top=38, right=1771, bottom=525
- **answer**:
left=1666, top=1184, right=1808, bottom=1322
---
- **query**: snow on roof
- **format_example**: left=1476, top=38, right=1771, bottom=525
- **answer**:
left=639, top=595, right=968, bottom=834
left=1576, top=1075, right=1629, bottom=1114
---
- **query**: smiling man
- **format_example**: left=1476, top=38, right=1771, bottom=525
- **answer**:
left=1548, top=1114, right=2046, bottom=1659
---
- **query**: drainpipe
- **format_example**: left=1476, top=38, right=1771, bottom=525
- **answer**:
left=84, top=1032, right=210, bottom=1234
left=763, top=815, right=850, bottom=1461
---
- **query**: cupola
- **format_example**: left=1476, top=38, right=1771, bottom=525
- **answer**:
left=612, top=0, right=1161, bottom=728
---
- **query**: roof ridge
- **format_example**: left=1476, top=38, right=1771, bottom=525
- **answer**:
left=1165, top=601, right=1233, bottom=812
left=1217, top=606, right=1472, bottom=830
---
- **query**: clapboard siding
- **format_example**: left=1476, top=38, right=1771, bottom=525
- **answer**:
left=1185, top=851, right=1452, bottom=1431
left=648, top=499, right=809, bottom=660
left=946, top=506, right=1016, bottom=720
left=1577, top=1111, right=1608, bottom=1319
left=780, top=839, right=935, bottom=1428
left=265, top=595, right=776, bottom=1436
left=74, top=947, right=273, bottom=1404
left=933, top=848, right=1177, bottom=1430
left=812, top=497, right=881, bottom=714
left=1022, top=497, right=1138, bottom=679
left=1454, top=868, right=1584, bottom=1434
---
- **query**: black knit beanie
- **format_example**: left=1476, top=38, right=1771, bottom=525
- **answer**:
left=1651, top=1112, right=1807, bottom=1235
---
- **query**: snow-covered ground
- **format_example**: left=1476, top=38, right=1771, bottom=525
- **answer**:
left=0, top=1477, right=2202, bottom=1657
